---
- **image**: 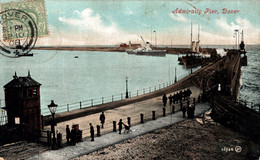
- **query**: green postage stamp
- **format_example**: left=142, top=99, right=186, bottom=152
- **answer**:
left=0, top=0, right=48, bottom=41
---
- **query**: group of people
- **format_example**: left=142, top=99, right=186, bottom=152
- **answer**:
left=182, top=104, right=195, bottom=119
left=162, top=88, right=192, bottom=107
left=65, top=111, right=106, bottom=144
left=66, top=124, right=83, bottom=145
left=162, top=88, right=196, bottom=119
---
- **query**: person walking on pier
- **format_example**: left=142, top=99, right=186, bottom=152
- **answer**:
left=182, top=106, right=187, bottom=118
left=180, top=90, right=183, bottom=101
left=90, top=123, right=94, bottom=141
left=162, top=93, right=168, bottom=107
left=66, top=125, right=71, bottom=144
left=118, top=119, right=124, bottom=134
left=169, top=94, right=173, bottom=107
left=70, top=127, right=76, bottom=145
left=172, top=93, right=176, bottom=104
left=99, top=111, right=106, bottom=128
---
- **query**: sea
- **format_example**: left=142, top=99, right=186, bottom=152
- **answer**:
left=239, top=45, right=260, bottom=110
left=0, top=45, right=259, bottom=117
left=0, top=50, right=198, bottom=116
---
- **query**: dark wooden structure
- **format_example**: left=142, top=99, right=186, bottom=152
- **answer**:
left=3, top=71, right=42, bottom=136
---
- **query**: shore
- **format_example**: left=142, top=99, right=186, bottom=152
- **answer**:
left=77, top=114, right=260, bottom=160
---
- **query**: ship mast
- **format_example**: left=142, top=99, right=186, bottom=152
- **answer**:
left=191, top=22, right=193, bottom=49
left=198, top=24, right=200, bottom=42
left=241, top=30, right=244, bottom=42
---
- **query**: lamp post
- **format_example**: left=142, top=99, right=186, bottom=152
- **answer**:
left=174, top=67, right=177, bottom=83
left=125, top=76, right=129, bottom=98
left=154, top=30, right=157, bottom=48
left=234, top=29, right=239, bottom=50
left=48, top=100, right=58, bottom=150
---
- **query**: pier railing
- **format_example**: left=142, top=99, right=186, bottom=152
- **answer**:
left=41, top=72, right=192, bottom=116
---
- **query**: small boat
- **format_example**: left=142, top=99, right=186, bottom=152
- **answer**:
left=74, top=56, right=79, bottom=58
left=18, top=53, right=33, bottom=57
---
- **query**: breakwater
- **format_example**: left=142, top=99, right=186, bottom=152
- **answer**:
left=33, top=46, right=216, bottom=55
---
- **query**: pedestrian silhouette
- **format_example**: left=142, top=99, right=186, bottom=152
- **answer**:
left=90, top=123, right=94, bottom=141
left=162, top=93, right=167, bottom=107
left=99, top=111, right=106, bottom=128
left=70, top=127, right=76, bottom=145
left=169, top=94, right=172, bottom=106
left=182, top=106, right=187, bottom=118
left=118, top=119, right=124, bottom=134
left=173, top=93, right=176, bottom=104
left=66, top=125, right=71, bottom=144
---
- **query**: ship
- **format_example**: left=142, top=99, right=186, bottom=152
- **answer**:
left=126, top=36, right=166, bottom=57
left=178, top=23, right=210, bottom=68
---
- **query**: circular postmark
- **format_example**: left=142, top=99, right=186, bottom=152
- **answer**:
left=235, top=145, right=242, bottom=153
left=0, top=9, right=37, bottom=58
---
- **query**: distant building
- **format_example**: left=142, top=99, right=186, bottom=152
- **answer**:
left=120, top=43, right=128, bottom=47
left=119, top=41, right=141, bottom=50
left=3, top=71, right=42, bottom=135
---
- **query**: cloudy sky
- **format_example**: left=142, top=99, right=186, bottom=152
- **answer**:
left=36, top=0, right=260, bottom=46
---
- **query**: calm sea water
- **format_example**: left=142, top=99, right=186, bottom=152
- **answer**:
left=0, top=50, right=195, bottom=115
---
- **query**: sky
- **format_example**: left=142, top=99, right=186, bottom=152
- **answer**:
left=3, top=0, right=260, bottom=46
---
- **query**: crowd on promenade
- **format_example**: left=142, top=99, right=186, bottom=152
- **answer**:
left=162, top=88, right=196, bottom=119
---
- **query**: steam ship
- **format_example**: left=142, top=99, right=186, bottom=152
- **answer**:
left=178, top=23, right=209, bottom=68
left=126, top=36, right=166, bottom=57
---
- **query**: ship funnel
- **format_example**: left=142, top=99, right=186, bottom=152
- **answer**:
left=196, top=41, right=200, bottom=53
left=192, top=41, right=196, bottom=52
left=129, top=41, right=132, bottom=49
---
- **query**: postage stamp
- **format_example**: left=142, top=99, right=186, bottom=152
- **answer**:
left=0, top=0, right=48, bottom=57
left=0, top=0, right=49, bottom=40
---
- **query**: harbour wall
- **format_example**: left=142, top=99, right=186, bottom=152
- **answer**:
left=34, top=46, right=216, bottom=55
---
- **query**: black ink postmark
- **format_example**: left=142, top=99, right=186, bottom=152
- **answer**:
left=0, top=9, right=38, bottom=58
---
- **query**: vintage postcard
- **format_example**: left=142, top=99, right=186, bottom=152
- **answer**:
left=0, top=0, right=259, bottom=159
